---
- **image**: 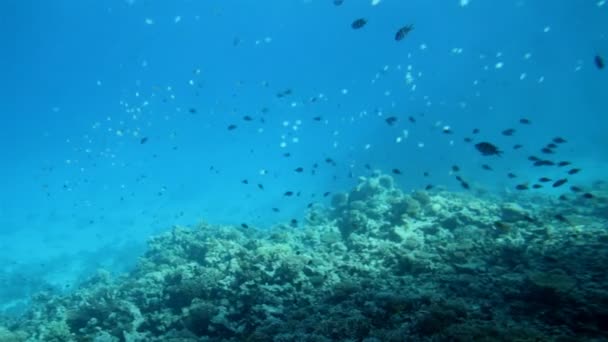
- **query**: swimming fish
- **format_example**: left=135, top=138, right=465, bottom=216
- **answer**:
left=515, top=184, right=529, bottom=190
left=351, top=18, right=367, bottom=29
left=502, top=128, right=516, bottom=136
left=475, top=142, right=502, bottom=156
left=140, top=137, right=149, bottom=144
left=595, top=55, right=604, bottom=69
left=392, top=168, right=402, bottom=175
left=552, top=178, right=568, bottom=188
left=481, top=164, right=493, bottom=171
left=294, top=167, right=304, bottom=173
left=385, top=116, right=398, bottom=126
left=568, top=168, right=581, bottom=175
left=333, top=0, right=344, bottom=6
left=557, top=161, right=571, bottom=167
left=227, top=124, right=237, bottom=130
left=538, top=177, right=552, bottom=182
left=519, top=118, right=531, bottom=124
left=553, top=137, right=567, bottom=144
left=394, top=24, right=414, bottom=41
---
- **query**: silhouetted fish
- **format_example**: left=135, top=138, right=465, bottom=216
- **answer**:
left=568, top=168, right=581, bottom=175
left=392, top=168, right=402, bottom=175
left=595, top=55, right=604, bottom=69
left=351, top=18, right=367, bottom=29
left=553, top=137, right=567, bottom=144
left=294, top=167, right=304, bottom=173
left=515, top=184, right=529, bottom=190
left=475, top=142, right=502, bottom=156
left=507, top=172, right=517, bottom=178
left=140, top=137, right=148, bottom=144
left=385, top=116, right=398, bottom=126
left=227, top=124, right=237, bottom=130
left=557, top=161, right=571, bottom=167
left=538, top=177, right=552, bottom=183
left=333, top=0, right=344, bottom=6
left=502, top=129, right=515, bottom=136
left=541, top=148, right=554, bottom=154
left=284, top=191, right=294, bottom=196
left=481, top=164, right=493, bottom=171
left=519, top=118, right=531, bottom=124
left=513, top=144, right=523, bottom=149
left=395, top=24, right=414, bottom=41
left=552, top=178, right=568, bottom=188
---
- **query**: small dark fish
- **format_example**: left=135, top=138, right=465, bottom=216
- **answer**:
left=385, top=116, right=398, bottom=126
left=553, top=137, right=567, bottom=144
left=568, top=168, right=581, bottom=175
left=408, top=116, right=416, bottom=123
left=558, top=161, right=571, bottom=167
left=241, top=223, right=249, bottom=229
left=464, top=137, right=473, bottom=143
left=351, top=18, right=367, bottom=29
left=558, top=195, right=568, bottom=201
left=323, top=191, right=331, bottom=197
left=535, top=160, right=555, bottom=166
left=425, top=184, right=434, bottom=190
left=528, top=156, right=541, bottom=162
left=452, top=165, right=460, bottom=172
left=582, top=192, right=594, bottom=199
left=513, top=144, right=523, bottom=150
left=325, top=158, right=336, bottom=166
left=538, top=177, right=552, bottom=183
left=189, top=108, right=197, bottom=114
left=546, top=143, right=558, bottom=149
left=502, top=128, right=516, bottom=136
left=140, top=137, right=148, bottom=144
left=241, top=179, right=249, bottom=184
left=460, top=181, right=470, bottom=190
left=532, top=184, right=543, bottom=189
left=257, top=183, right=264, bottom=190
left=515, top=184, right=529, bottom=190
left=243, top=115, right=253, bottom=121
left=272, top=207, right=280, bottom=212
left=442, top=127, right=453, bottom=134
left=423, top=171, right=430, bottom=177
left=507, top=172, right=517, bottom=178
left=307, top=202, right=313, bottom=208
left=594, top=55, right=604, bottom=69
left=394, top=24, right=414, bottom=41
left=570, top=186, right=582, bottom=193
left=284, top=191, right=294, bottom=196
left=290, top=219, right=298, bottom=227
left=481, top=164, right=493, bottom=171
left=541, top=147, right=554, bottom=154
left=472, top=128, right=480, bottom=134
left=455, top=175, right=464, bottom=182
left=313, top=116, right=322, bottom=121
left=227, top=124, right=237, bottom=130
left=475, top=142, right=502, bottom=156
left=519, top=118, right=531, bottom=124
left=392, top=168, right=402, bottom=175
left=552, top=178, right=568, bottom=188
left=333, top=0, right=344, bottom=6
left=294, top=167, right=304, bottom=173
left=283, top=152, right=291, bottom=158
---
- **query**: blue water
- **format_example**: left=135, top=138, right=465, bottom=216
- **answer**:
left=1, top=0, right=606, bottom=314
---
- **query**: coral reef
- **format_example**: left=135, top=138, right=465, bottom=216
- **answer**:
left=1, top=174, right=607, bottom=341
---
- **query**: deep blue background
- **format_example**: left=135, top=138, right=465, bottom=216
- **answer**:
left=0, top=0, right=606, bottom=312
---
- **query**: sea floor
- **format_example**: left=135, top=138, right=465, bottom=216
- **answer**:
left=1, top=173, right=607, bottom=341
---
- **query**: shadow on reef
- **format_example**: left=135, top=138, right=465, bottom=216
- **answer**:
left=1, top=173, right=608, bottom=341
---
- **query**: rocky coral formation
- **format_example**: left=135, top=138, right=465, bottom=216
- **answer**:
left=1, top=174, right=607, bottom=341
